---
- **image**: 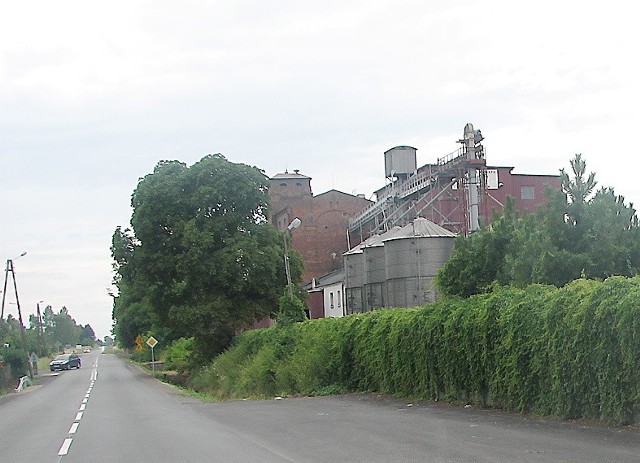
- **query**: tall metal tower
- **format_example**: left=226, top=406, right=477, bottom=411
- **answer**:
left=348, top=123, right=487, bottom=245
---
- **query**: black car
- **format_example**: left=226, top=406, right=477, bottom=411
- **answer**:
left=49, top=353, right=81, bottom=371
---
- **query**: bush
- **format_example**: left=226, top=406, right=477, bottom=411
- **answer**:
left=196, top=277, right=640, bottom=424
left=163, top=337, right=195, bottom=373
left=0, top=347, right=29, bottom=380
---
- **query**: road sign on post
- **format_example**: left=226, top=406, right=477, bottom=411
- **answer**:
left=30, top=352, right=38, bottom=376
left=146, top=336, right=158, bottom=374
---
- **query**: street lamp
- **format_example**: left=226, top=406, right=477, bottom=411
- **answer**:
left=284, top=218, right=301, bottom=297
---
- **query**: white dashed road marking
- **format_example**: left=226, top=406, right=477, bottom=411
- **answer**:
left=58, top=438, right=73, bottom=456
left=58, top=360, right=99, bottom=459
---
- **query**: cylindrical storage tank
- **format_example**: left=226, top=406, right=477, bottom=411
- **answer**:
left=384, top=218, right=456, bottom=307
left=384, top=146, right=417, bottom=178
left=344, top=250, right=364, bottom=314
left=363, top=243, right=386, bottom=310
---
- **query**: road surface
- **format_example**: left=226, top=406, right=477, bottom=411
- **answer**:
left=1, top=350, right=637, bottom=462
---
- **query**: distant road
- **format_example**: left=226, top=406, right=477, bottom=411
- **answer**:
left=1, top=351, right=637, bottom=462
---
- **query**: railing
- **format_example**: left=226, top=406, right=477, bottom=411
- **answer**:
left=398, top=170, right=434, bottom=199
left=437, top=147, right=464, bottom=166
left=348, top=144, right=482, bottom=232
left=348, top=183, right=399, bottom=228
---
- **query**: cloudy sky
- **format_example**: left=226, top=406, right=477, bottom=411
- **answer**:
left=1, top=1, right=638, bottom=340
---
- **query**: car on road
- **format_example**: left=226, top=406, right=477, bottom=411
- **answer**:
left=49, top=353, right=81, bottom=371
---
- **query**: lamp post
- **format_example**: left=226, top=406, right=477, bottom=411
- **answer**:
left=283, top=218, right=301, bottom=297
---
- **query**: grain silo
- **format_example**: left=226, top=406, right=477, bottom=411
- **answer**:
left=384, top=218, right=456, bottom=308
left=343, top=235, right=376, bottom=315
left=363, top=237, right=385, bottom=311
left=362, top=227, right=403, bottom=311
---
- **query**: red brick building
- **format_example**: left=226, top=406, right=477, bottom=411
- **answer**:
left=402, top=165, right=562, bottom=232
left=269, top=170, right=372, bottom=283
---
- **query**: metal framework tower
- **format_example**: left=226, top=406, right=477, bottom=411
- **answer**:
left=348, top=123, right=487, bottom=244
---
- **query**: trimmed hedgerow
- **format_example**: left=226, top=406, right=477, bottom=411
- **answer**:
left=190, top=276, right=639, bottom=424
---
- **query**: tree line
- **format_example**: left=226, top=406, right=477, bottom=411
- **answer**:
left=436, top=154, right=640, bottom=296
left=0, top=305, right=96, bottom=383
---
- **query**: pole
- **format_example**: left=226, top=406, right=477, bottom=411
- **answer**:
left=37, top=302, right=45, bottom=357
left=1, top=260, right=9, bottom=319
left=283, top=218, right=301, bottom=298
left=7, top=260, right=33, bottom=378
left=284, top=232, right=293, bottom=297
left=151, top=346, right=155, bottom=374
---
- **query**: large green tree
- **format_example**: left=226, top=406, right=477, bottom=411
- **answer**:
left=112, top=154, right=302, bottom=362
left=437, top=155, right=640, bottom=296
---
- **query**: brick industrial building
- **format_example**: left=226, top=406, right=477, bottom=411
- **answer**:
left=270, top=124, right=561, bottom=318
left=269, top=170, right=372, bottom=284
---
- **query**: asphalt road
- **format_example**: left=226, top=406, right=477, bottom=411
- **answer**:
left=1, top=351, right=637, bottom=462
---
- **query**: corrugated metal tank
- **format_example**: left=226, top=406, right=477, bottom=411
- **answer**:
left=363, top=242, right=385, bottom=310
left=344, top=233, right=380, bottom=314
left=384, top=218, right=456, bottom=308
left=362, top=227, right=403, bottom=311
left=344, top=249, right=364, bottom=314
left=384, top=146, right=417, bottom=178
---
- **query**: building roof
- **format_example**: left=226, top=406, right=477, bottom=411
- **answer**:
left=314, top=189, right=372, bottom=203
left=303, top=268, right=344, bottom=291
left=344, top=226, right=403, bottom=254
left=384, top=145, right=417, bottom=154
left=384, top=218, right=457, bottom=242
left=364, top=225, right=405, bottom=248
left=271, top=170, right=311, bottom=180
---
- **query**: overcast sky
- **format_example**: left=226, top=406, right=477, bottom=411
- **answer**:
left=1, top=1, right=638, bottom=340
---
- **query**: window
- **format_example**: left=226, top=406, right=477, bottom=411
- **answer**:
left=337, top=291, right=341, bottom=307
left=521, top=185, right=535, bottom=200
left=329, top=292, right=334, bottom=309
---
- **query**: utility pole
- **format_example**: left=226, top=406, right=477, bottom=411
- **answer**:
left=1, top=252, right=26, bottom=319
left=37, top=301, right=45, bottom=357
left=1, top=253, right=33, bottom=377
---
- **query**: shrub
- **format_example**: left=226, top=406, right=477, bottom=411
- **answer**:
left=197, top=277, right=640, bottom=424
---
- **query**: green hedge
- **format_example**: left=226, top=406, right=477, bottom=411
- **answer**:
left=191, top=277, right=639, bottom=424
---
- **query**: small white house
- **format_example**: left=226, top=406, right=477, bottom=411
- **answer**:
left=303, top=269, right=345, bottom=319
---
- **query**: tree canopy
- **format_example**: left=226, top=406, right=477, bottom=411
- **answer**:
left=111, top=154, right=302, bottom=362
left=436, top=155, right=640, bottom=297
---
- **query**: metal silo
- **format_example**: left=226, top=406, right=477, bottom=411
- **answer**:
left=343, top=234, right=378, bottom=314
left=362, top=227, right=403, bottom=311
left=384, top=218, right=456, bottom=308
left=363, top=239, right=385, bottom=311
